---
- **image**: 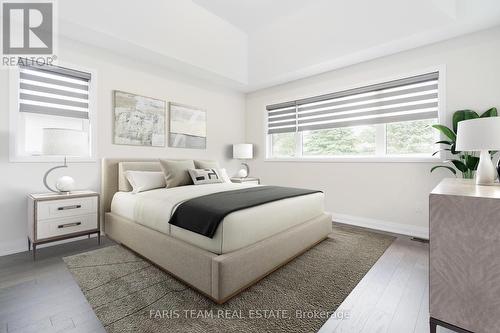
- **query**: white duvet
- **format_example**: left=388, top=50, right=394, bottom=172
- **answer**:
left=111, top=183, right=325, bottom=254
left=136, top=183, right=257, bottom=233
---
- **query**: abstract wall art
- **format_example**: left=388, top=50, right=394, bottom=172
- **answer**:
left=113, top=91, right=166, bottom=147
left=168, top=102, right=206, bottom=149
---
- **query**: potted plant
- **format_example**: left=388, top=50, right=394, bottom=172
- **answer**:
left=431, top=107, right=498, bottom=178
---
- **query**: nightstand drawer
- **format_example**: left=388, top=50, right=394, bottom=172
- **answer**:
left=37, top=214, right=98, bottom=240
left=37, top=197, right=97, bottom=220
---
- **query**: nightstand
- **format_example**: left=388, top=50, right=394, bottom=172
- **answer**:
left=230, top=177, right=260, bottom=185
left=27, top=191, right=100, bottom=260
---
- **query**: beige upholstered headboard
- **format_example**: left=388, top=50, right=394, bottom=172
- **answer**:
left=101, top=158, right=161, bottom=216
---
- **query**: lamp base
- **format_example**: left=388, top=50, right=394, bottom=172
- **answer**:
left=55, top=176, right=75, bottom=193
left=237, top=168, right=248, bottom=178
left=237, top=163, right=250, bottom=178
left=476, top=150, right=496, bottom=185
left=43, top=157, right=74, bottom=193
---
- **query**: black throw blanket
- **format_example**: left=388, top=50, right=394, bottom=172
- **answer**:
left=169, top=186, right=322, bottom=238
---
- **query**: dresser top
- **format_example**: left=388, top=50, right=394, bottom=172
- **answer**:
left=431, top=178, right=500, bottom=199
left=29, top=190, right=99, bottom=201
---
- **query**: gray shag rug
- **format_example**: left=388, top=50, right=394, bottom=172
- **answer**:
left=63, top=225, right=394, bottom=333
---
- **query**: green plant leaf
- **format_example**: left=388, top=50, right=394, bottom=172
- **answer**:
left=432, top=149, right=450, bottom=156
left=452, top=110, right=479, bottom=133
left=432, top=124, right=456, bottom=141
left=430, top=165, right=457, bottom=175
left=450, top=143, right=459, bottom=155
left=464, top=155, right=479, bottom=170
left=435, top=140, right=453, bottom=145
left=445, top=159, right=468, bottom=173
left=480, top=107, right=498, bottom=118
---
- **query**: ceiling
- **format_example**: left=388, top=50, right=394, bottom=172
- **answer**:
left=54, top=0, right=500, bottom=92
left=192, top=0, right=312, bottom=33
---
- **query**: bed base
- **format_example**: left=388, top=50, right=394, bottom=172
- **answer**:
left=105, top=212, right=332, bottom=304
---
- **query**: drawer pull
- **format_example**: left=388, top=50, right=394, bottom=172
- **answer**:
left=57, top=205, right=82, bottom=211
left=57, top=222, right=82, bottom=229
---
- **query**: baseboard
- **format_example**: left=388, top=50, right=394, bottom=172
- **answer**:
left=0, top=233, right=102, bottom=257
left=330, top=212, right=429, bottom=239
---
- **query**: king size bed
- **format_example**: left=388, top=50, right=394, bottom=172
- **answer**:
left=102, top=158, right=332, bottom=304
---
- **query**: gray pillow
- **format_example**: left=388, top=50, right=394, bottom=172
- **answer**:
left=188, top=168, right=223, bottom=185
left=194, top=160, right=220, bottom=169
left=159, top=159, right=195, bottom=188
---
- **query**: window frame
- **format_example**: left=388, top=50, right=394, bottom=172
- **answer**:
left=265, top=66, right=446, bottom=163
left=9, top=61, right=98, bottom=163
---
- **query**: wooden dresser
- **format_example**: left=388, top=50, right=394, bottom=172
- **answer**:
left=430, top=178, right=500, bottom=333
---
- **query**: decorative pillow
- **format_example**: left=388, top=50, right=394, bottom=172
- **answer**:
left=159, top=159, right=195, bottom=188
left=125, top=171, right=166, bottom=194
left=194, top=160, right=220, bottom=169
left=188, top=168, right=224, bottom=185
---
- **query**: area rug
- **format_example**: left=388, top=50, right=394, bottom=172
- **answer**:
left=63, top=225, right=394, bottom=333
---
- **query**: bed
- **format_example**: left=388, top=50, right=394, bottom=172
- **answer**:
left=102, top=158, right=332, bottom=304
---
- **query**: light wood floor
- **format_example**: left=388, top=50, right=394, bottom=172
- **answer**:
left=319, top=235, right=453, bottom=333
left=0, top=237, right=111, bottom=333
left=0, top=229, right=453, bottom=333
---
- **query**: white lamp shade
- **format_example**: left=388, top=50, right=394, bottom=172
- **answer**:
left=456, top=117, right=500, bottom=151
left=42, top=128, right=88, bottom=156
left=233, top=143, right=253, bottom=159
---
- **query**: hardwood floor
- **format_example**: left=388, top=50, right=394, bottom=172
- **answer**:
left=0, top=237, right=113, bottom=333
left=0, top=228, right=453, bottom=333
left=319, top=234, right=453, bottom=333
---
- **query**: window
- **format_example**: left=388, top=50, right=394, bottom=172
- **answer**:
left=303, top=125, right=377, bottom=156
left=266, top=71, right=441, bottom=160
left=10, top=60, right=94, bottom=161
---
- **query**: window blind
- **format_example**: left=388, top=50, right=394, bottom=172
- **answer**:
left=267, top=72, right=439, bottom=134
left=18, top=61, right=91, bottom=120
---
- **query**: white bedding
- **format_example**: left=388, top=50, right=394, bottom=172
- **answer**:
left=111, top=183, right=325, bottom=254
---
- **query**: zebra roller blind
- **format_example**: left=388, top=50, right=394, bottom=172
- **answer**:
left=19, top=61, right=91, bottom=120
left=267, top=72, right=439, bottom=134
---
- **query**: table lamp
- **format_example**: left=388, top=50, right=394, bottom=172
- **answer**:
left=233, top=143, right=253, bottom=178
left=42, top=128, right=88, bottom=194
left=456, top=117, right=500, bottom=185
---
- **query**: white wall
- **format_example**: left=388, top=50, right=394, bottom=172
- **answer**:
left=245, top=26, right=500, bottom=238
left=0, top=38, right=246, bottom=256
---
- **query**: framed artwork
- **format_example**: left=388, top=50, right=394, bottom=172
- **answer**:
left=168, top=102, right=207, bottom=149
left=113, top=91, right=166, bottom=147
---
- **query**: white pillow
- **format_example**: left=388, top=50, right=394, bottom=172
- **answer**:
left=125, top=171, right=166, bottom=193
left=218, top=168, right=231, bottom=183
